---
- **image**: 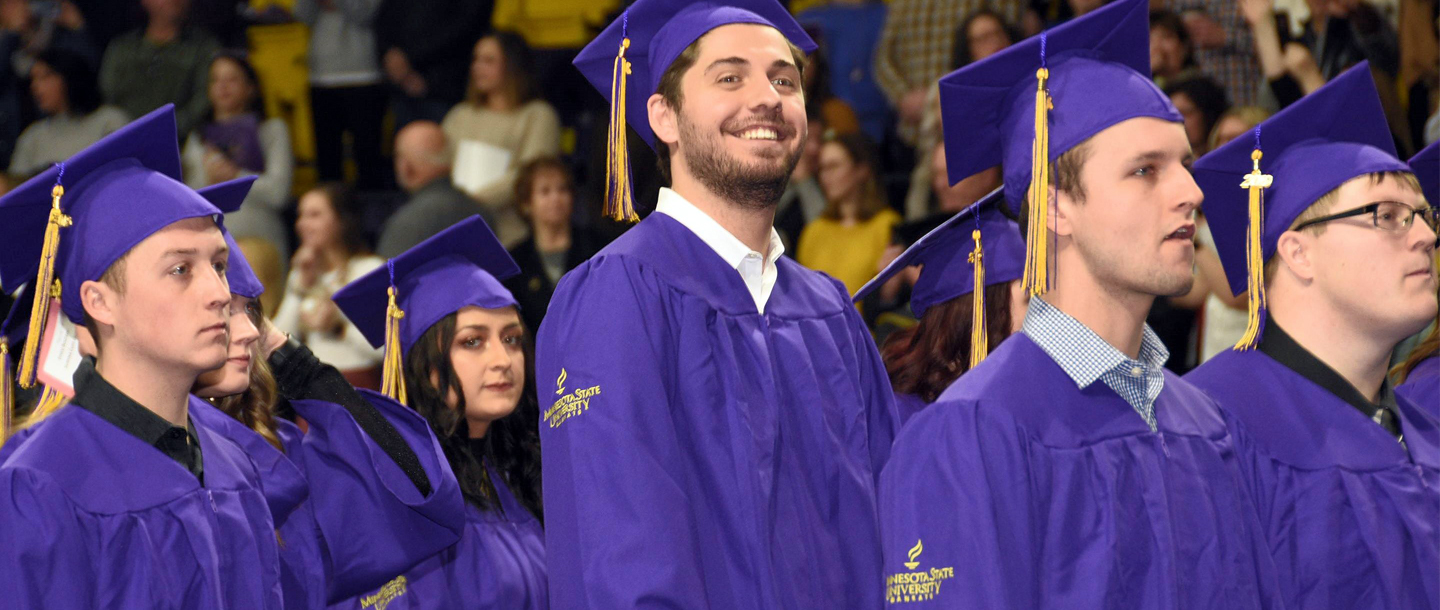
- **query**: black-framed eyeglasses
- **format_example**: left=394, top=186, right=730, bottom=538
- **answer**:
left=1292, top=201, right=1440, bottom=234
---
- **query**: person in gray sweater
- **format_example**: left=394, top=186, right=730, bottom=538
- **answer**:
left=376, top=120, right=493, bottom=258
left=294, top=0, right=389, bottom=189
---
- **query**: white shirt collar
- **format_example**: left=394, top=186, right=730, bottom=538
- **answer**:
left=654, top=187, right=785, bottom=313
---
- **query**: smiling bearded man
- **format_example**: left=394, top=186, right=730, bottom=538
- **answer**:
left=535, top=0, right=899, bottom=608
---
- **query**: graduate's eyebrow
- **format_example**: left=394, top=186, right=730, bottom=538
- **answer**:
left=456, top=322, right=525, bottom=335
left=704, top=57, right=749, bottom=74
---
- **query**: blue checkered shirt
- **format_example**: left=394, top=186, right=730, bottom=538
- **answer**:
left=1022, top=297, right=1170, bottom=431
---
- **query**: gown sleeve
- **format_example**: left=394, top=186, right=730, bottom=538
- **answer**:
left=835, top=277, right=900, bottom=478
left=0, top=468, right=96, bottom=609
left=879, top=399, right=1040, bottom=609
left=536, top=256, right=709, bottom=609
left=268, top=337, right=433, bottom=497
left=288, top=391, right=466, bottom=603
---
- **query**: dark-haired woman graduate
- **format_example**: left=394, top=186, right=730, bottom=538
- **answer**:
left=853, top=188, right=1027, bottom=427
left=185, top=177, right=466, bottom=610
left=328, top=215, right=546, bottom=609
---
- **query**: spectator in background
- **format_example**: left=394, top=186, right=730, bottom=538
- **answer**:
left=0, top=0, right=96, bottom=169
left=374, top=0, right=490, bottom=128
left=1296, top=0, right=1400, bottom=81
left=1240, top=0, right=1326, bottom=108
left=442, top=31, right=561, bottom=248
left=801, top=27, right=861, bottom=136
left=273, top=183, right=384, bottom=389
left=904, top=8, right=1016, bottom=220
left=503, top=157, right=602, bottom=333
left=1170, top=0, right=1262, bottom=107
left=183, top=52, right=294, bottom=264
left=1194, top=104, right=1270, bottom=362
left=376, top=120, right=484, bottom=258
left=1164, top=75, right=1229, bottom=156
left=295, top=0, right=389, bottom=190
left=796, top=0, right=892, bottom=141
left=8, top=48, right=127, bottom=179
left=798, top=132, right=902, bottom=298
left=874, top=0, right=1023, bottom=145
left=1151, top=10, right=1201, bottom=89
left=775, top=118, right=827, bottom=252
left=99, top=0, right=219, bottom=139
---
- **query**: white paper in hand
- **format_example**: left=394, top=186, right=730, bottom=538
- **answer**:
left=452, top=139, right=513, bottom=195
left=36, top=298, right=83, bottom=397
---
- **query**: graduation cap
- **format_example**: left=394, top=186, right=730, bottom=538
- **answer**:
left=574, top=0, right=816, bottom=222
left=0, top=104, right=221, bottom=398
left=196, top=177, right=264, bottom=299
left=1410, top=141, right=1438, bottom=207
left=938, top=0, right=1180, bottom=298
left=1, top=282, right=38, bottom=435
left=1194, top=63, right=1408, bottom=350
left=854, top=188, right=1024, bottom=364
left=331, top=216, right=519, bottom=403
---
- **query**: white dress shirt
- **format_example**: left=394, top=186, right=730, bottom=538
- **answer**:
left=655, top=187, right=786, bottom=313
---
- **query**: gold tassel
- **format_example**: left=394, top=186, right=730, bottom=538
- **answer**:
left=24, top=385, right=67, bottom=427
left=604, top=38, right=638, bottom=223
left=1235, top=149, right=1272, bottom=350
left=380, top=286, right=408, bottom=404
left=1022, top=68, right=1053, bottom=297
left=19, top=184, right=71, bottom=388
left=968, top=229, right=989, bottom=366
left=1, top=341, right=12, bottom=439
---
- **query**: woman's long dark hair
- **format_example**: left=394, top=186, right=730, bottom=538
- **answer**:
left=402, top=311, right=543, bottom=522
left=881, top=283, right=1016, bottom=403
left=1393, top=324, right=1439, bottom=386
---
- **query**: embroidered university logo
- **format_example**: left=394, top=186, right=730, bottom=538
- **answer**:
left=885, top=539, right=955, bottom=604
left=359, top=575, right=407, bottom=610
left=545, top=368, right=601, bottom=428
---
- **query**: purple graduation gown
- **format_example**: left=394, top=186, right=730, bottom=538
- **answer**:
left=895, top=392, right=928, bottom=428
left=1398, top=355, right=1438, bottom=417
left=0, top=404, right=283, bottom=609
left=289, top=390, right=466, bottom=603
left=880, top=333, right=1280, bottom=609
left=536, top=213, right=899, bottom=609
left=1187, top=349, right=1440, bottom=610
left=332, top=465, right=547, bottom=609
left=186, top=390, right=465, bottom=609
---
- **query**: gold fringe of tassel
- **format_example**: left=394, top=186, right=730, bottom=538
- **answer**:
left=604, top=38, right=638, bottom=223
left=1022, top=68, right=1053, bottom=297
left=1234, top=149, right=1272, bottom=350
left=1, top=341, right=12, bottom=440
left=968, top=229, right=989, bottom=366
left=380, top=286, right=408, bottom=404
left=24, top=385, right=68, bottom=428
left=19, top=184, right=71, bottom=388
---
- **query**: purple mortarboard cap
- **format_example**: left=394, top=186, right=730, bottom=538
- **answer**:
left=939, top=0, right=1180, bottom=207
left=573, top=0, right=815, bottom=222
left=196, top=177, right=264, bottom=299
left=0, top=105, right=222, bottom=324
left=1194, top=63, right=1407, bottom=298
left=853, top=188, right=1024, bottom=318
left=332, top=216, right=520, bottom=355
left=1409, top=142, right=1438, bottom=207
left=575, top=0, right=815, bottom=149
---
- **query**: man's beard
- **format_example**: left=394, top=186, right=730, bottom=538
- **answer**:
left=677, top=112, right=804, bottom=210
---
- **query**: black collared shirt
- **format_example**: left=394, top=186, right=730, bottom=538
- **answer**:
left=1260, top=322, right=1405, bottom=445
left=71, top=358, right=204, bottom=484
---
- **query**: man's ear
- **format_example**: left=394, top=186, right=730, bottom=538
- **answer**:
left=1273, top=230, right=1316, bottom=282
left=79, top=279, right=118, bottom=328
left=1050, top=185, right=1074, bottom=237
left=648, top=93, right=679, bottom=148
